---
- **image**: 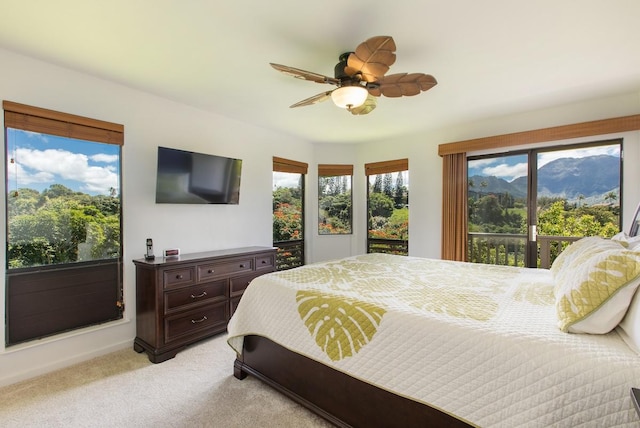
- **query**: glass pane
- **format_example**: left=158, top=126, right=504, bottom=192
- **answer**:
left=318, top=175, right=352, bottom=235
left=273, top=171, right=303, bottom=241
left=536, top=143, right=621, bottom=264
left=6, top=128, right=121, bottom=269
left=367, top=170, right=408, bottom=255
left=273, top=171, right=304, bottom=270
left=467, top=154, right=528, bottom=266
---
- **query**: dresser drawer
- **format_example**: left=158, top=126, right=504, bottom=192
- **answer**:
left=230, top=272, right=261, bottom=297
left=197, top=257, right=253, bottom=281
left=255, top=253, right=275, bottom=271
left=230, top=296, right=241, bottom=317
left=164, top=279, right=228, bottom=313
left=163, top=267, right=195, bottom=289
left=164, top=302, right=228, bottom=344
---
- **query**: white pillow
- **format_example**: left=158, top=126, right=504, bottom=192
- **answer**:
left=612, top=231, right=640, bottom=250
left=618, top=288, right=640, bottom=353
left=554, top=245, right=640, bottom=334
left=551, top=236, right=625, bottom=291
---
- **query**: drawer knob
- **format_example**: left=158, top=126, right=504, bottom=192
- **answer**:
left=190, top=291, right=208, bottom=299
left=191, top=316, right=208, bottom=324
left=208, top=269, right=214, bottom=274
left=239, top=264, right=245, bottom=268
left=176, top=274, right=183, bottom=279
left=261, top=260, right=266, bottom=264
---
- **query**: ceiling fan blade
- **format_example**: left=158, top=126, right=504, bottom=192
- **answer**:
left=289, top=90, right=334, bottom=108
left=345, top=36, right=397, bottom=82
left=270, top=63, right=339, bottom=85
left=369, top=73, right=437, bottom=98
left=349, top=95, right=377, bottom=115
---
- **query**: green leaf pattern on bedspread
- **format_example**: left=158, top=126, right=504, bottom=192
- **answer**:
left=276, top=253, right=547, bottom=361
left=513, top=283, right=555, bottom=306
left=296, top=290, right=386, bottom=361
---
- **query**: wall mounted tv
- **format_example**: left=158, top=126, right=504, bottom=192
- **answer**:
left=155, top=146, right=242, bottom=204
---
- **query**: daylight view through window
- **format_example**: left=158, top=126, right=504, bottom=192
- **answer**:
left=468, top=141, right=621, bottom=267
left=318, top=174, right=352, bottom=235
left=367, top=170, right=409, bottom=255
left=6, top=128, right=121, bottom=269
left=273, top=171, right=304, bottom=270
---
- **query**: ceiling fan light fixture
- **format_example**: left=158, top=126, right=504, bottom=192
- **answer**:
left=331, top=85, right=368, bottom=110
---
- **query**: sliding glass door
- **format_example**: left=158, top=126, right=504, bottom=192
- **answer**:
left=468, top=153, right=530, bottom=266
left=468, top=140, right=621, bottom=268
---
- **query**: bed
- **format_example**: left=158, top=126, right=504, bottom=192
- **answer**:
left=228, top=227, right=640, bottom=426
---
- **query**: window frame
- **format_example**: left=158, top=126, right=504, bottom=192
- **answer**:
left=273, top=156, right=307, bottom=270
left=365, top=158, right=409, bottom=255
left=318, top=164, right=353, bottom=235
left=438, top=114, right=640, bottom=261
left=3, top=101, right=124, bottom=345
left=466, top=139, right=622, bottom=268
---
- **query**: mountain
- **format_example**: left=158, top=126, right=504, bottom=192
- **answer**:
left=468, top=175, right=526, bottom=199
left=470, top=154, right=619, bottom=202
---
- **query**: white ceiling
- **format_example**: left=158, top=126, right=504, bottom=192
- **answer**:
left=1, top=0, right=640, bottom=144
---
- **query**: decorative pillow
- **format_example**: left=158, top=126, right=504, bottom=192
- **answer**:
left=612, top=231, right=640, bottom=250
left=551, top=236, right=625, bottom=288
left=554, top=246, right=640, bottom=334
left=618, top=288, right=640, bottom=354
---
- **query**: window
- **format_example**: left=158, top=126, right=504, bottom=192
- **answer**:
left=438, top=113, right=640, bottom=261
left=4, top=101, right=123, bottom=345
left=467, top=140, right=622, bottom=267
left=365, top=159, right=409, bottom=255
left=318, top=164, right=353, bottom=235
left=273, top=156, right=307, bottom=270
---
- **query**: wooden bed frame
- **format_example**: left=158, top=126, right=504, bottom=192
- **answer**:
left=233, top=335, right=473, bottom=427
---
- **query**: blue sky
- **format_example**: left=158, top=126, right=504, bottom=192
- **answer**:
left=6, top=129, right=120, bottom=196
left=468, top=145, right=620, bottom=182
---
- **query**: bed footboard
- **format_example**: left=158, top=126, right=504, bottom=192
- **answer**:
left=233, top=335, right=473, bottom=428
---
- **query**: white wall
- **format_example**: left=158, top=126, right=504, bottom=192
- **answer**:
left=1, top=46, right=639, bottom=386
left=0, top=48, right=314, bottom=386
left=310, top=143, right=360, bottom=263
left=356, top=92, right=640, bottom=259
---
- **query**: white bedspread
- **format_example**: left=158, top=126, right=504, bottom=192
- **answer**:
left=227, top=253, right=640, bottom=427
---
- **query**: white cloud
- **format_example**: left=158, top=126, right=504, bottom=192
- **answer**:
left=90, top=153, right=119, bottom=163
left=482, top=162, right=528, bottom=182
left=9, top=148, right=118, bottom=195
left=470, top=158, right=499, bottom=168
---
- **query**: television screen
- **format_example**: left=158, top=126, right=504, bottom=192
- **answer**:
left=155, top=146, right=242, bottom=204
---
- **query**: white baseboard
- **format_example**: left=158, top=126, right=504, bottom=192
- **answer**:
left=0, top=319, right=135, bottom=388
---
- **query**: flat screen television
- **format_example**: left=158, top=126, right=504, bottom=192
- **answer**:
left=155, top=146, right=242, bottom=204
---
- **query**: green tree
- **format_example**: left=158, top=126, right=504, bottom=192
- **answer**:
left=372, top=175, right=382, bottom=193
left=383, top=173, right=393, bottom=198
left=369, top=192, right=394, bottom=218
left=273, top=186, right=299, bottom=210
left=537, top=200, right=618, bottom=238
left=394, top=173, right=405, bottom=208
left=273, top=203, right=302, bottom=241
left=7, top=184, right=121, bottom=268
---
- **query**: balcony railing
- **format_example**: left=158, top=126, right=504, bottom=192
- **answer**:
left=367, top=238, right=408, bottom=255
left=273, top=240, right=304, bottom=271
left=468, top=232, right=581, bottom=268
left=537, top=235, right=581, bottom=268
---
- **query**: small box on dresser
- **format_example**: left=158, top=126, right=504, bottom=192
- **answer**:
left=133, top=246, right=276, bottom=363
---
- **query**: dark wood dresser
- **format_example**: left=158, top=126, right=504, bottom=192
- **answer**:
left=132, top=246, right=276, bottom=363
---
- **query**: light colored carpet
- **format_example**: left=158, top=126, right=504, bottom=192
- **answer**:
left=0, top=334, right=333, bottom=428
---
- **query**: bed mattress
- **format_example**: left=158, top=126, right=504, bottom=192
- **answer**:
left=227, top=253, right=640, bottom=427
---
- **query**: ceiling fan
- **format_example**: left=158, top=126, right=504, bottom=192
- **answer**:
left=270, top=36, right=437, bottom=115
